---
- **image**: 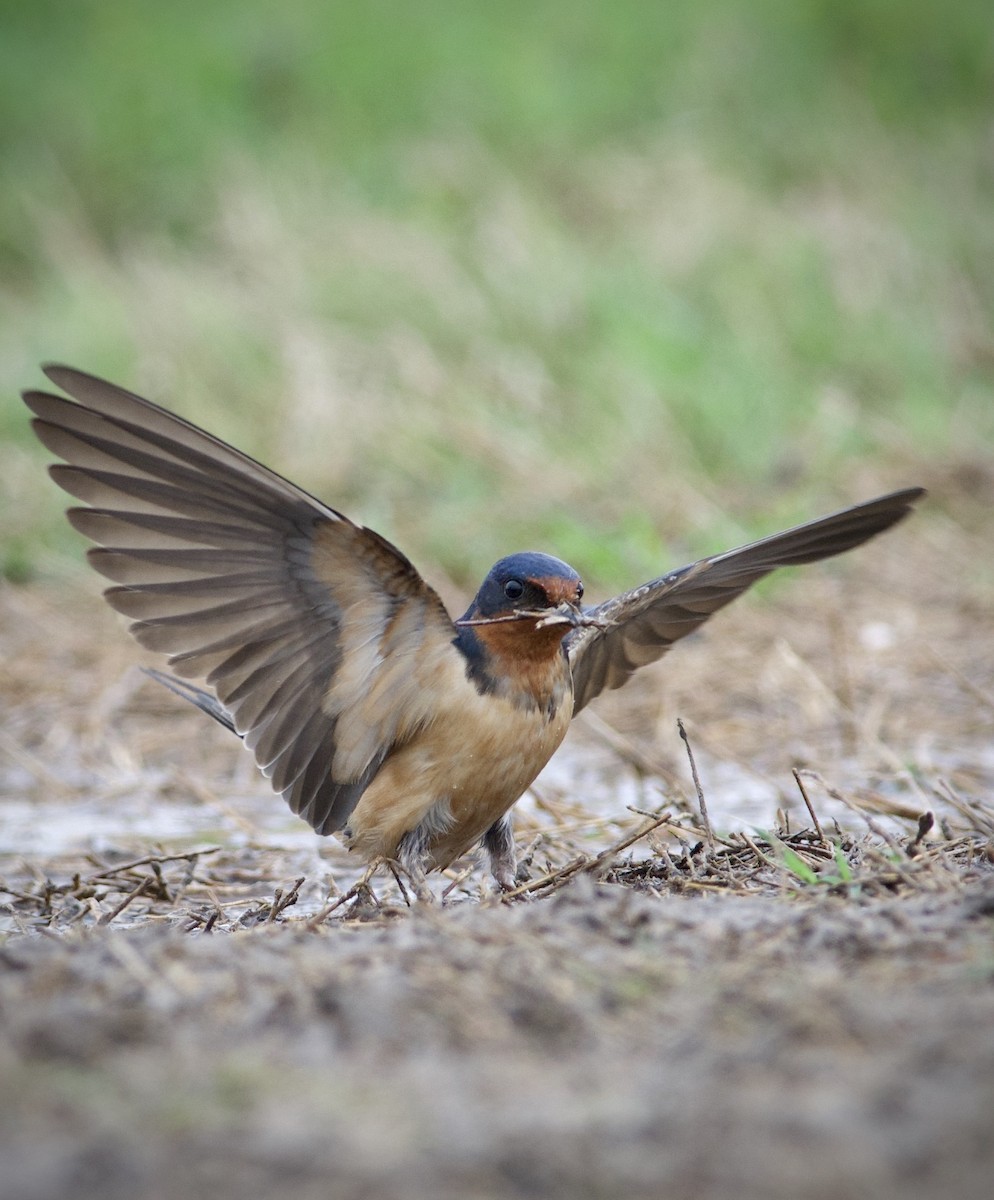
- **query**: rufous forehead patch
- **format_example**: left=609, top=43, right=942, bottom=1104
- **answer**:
left=531, top=575, right=581, bottom=605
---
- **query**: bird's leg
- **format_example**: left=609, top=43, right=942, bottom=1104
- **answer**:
left=482, top=814, right=517, bottom=892
left=394, top=828, right=436, bottom=903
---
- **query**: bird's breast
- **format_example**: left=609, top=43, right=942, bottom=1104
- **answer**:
left=342, top=646, right=573, bottom=869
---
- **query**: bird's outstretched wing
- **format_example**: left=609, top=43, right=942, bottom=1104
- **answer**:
left=566, top=488, right=925, bottom=715
left=24, top=365, right=456, bottom=835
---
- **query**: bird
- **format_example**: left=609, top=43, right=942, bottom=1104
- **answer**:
left=23, top=366, right=924, bottom=896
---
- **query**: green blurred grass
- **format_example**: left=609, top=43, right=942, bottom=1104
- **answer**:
left=2, top=0, right=991, bottom=590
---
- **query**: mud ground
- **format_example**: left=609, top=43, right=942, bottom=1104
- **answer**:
left=2, top=496, right=994, bottom=1200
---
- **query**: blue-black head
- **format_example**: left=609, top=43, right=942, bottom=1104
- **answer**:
left=458, top=552, right=585, bottom=625
left=454, top=553, right=590, bottom=703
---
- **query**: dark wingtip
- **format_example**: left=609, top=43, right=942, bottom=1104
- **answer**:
left=868, top=485, right=927, bottom=528
left=888, top=485, right=927, bottom=506
left=21, top=390, right=53, bottom=417
left=141, top=667, right=238, bottom=735
left=42, top=363, right=83, bottom=388
left=41, top=363, right=119, bottom=401
left=21, top=365, right=88, bottom=408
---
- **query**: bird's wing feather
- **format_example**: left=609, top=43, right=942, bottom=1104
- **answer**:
left=24, top=365, right=456, bottom=835
left=566, top=487, right=924, bottom=714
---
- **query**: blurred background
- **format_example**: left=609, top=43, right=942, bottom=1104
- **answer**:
left=2, top=0, right=992, bottom=594
left=2, top=18, right=993, bottom=1193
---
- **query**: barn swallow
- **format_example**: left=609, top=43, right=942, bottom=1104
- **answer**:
left=23, top=366, right=924, bottom=895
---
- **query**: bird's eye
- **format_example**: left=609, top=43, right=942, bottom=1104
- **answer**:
left=503, top=579, right=525, bottom=601
left=576, top=582, right=584, bottom=601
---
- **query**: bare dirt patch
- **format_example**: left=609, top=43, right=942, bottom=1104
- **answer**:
left=2, top=513, right=993, bottom=1200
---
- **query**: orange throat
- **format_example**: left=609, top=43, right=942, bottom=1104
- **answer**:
left=469, top=617, right=572, bottom=714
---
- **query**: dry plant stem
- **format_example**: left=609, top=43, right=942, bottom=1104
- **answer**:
left=860, top=817, right=922, bottom=871
left=934, top=780, right=994, bottom=836
left=677, top=719, right=714, bottom=850
left=205, top=890, right=225, bottom=932
left=495, top=856, right=586, bottom=902
left=85, top=848, right=221, bottom=882
left=441, top=864, right=477, bottom=899
left=266, top=877, right=305, bottom=922
left=97, top=875, right=152, bottom=926
left=305, top=862, right=380, bottom=929
left=793, top=768, right=828, bottom=846
left=629, top=805, right=739, bottom=851
left=801, top=768, right=925, bottom=822
left=496, top=810, right=673, bottom=902
left=586, top=811, right=673, bottom=869
left=736, top=835, right=790, bottom=887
